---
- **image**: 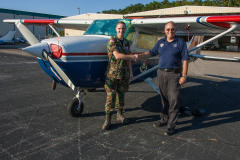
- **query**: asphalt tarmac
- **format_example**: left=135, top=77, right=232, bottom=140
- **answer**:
left=1, top=45, right=240, bottom=160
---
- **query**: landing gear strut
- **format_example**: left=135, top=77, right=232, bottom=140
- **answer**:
left=67, top=90, right=85, bottom=117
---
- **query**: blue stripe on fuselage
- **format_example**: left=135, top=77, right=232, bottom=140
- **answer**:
left=37, top=58, right=158, bottom=89
left=38, top=58, right=108, bottom=88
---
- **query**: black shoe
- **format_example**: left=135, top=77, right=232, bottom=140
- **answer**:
left=164, top=128, right=176, bottom=136
left=153, top=121, right=166, bottom=128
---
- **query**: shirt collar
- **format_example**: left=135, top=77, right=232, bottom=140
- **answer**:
left=163, top=36, right=177, bottom=43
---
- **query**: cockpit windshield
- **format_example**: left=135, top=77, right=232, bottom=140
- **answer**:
left=84, top=19, right=134, bottom=38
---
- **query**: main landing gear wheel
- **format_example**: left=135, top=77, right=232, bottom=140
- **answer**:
left=87, top=88, right=96, bottom=92
left=67, top=97, right=84, bottom=117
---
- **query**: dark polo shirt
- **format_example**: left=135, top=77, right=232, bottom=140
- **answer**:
left=149, top=37, right=188, bottom=69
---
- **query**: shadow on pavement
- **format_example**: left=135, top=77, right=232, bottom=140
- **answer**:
left=140, top=76, right=240, bottom=133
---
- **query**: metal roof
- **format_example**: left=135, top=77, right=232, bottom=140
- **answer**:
left=0, top=8, right=65, bottom=18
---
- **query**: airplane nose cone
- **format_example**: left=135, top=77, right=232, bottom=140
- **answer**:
left=23, top=42, right=49, bottom=58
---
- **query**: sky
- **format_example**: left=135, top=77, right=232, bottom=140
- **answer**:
left=1, top=0, right=175, bottom=17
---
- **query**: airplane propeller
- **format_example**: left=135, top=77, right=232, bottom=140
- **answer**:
left=42, top=50, right=76, bottom=91
left=42, top=50, right=84, bottom=117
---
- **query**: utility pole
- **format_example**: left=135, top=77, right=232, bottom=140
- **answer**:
left=228, top=0, right=231, bottom=7
left=77, top=8, right=80, bottom=15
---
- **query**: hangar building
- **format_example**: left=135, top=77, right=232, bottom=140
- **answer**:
left=65, top=5, right=240, bottom=51
left=1, top=6, right=240, bottom=51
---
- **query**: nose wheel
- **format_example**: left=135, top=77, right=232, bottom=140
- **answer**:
left=67, top=90, right=85, bottom=117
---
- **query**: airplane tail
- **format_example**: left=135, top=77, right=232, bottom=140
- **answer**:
left=0, top=30, right=15, bottom=41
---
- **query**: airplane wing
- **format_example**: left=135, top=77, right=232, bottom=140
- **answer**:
left=131, top=15, right=240, bottom=35
left=3, top=19, right=94, bottom=30
left=131, top=15, right=240, bottom=63
left=130, top=15, right=240, bottom=87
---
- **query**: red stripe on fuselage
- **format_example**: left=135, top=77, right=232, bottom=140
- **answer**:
left=62, top=53, right=107, bottom=56
left=23, top=19, right=56, bottom=24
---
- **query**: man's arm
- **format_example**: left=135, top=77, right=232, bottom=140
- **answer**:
left=113, top=51, right=137, bottom=61
left=138, top=52, right=152, bottom=60
left=128, top=60, right=134, bottom=80
left=179, top=60, right=188, bottom=85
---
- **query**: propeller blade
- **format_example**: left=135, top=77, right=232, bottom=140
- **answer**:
left=42, top=50, right=76, bottom=91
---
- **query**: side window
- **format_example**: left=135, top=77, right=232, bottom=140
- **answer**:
left=125, top=25, right=136, bottom=45
left=137, top=31, right=157, bottom=49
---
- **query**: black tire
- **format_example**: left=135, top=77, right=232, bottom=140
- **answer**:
left=67, top=97, right=84, bottom=117
left=192, top=108, right=205, bottom=117
left=87, top=88, right=96, bottom=92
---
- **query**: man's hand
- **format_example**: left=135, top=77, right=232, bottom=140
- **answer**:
left=129, top=72, right=134, bottom=80
left=179, top=76, right=187, bottom=85
left=133, top=54, right=139, bottom=62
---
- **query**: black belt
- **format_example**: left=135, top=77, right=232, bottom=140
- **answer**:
left=158, top=68, right=181, bottom=73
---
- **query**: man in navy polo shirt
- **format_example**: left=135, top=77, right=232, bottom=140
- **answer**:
left=138, top=21, right=188, bottom=136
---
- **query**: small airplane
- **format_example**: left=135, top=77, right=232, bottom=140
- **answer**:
left=0, top=30, right=15, bottom=44
left=3, top=15, right=240, bottom=117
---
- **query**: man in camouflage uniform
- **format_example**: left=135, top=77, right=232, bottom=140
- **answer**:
left=102, top=21, right=137, bottom=130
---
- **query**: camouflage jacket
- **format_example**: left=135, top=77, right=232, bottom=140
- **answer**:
left=106, top=36, right=131, bottom=80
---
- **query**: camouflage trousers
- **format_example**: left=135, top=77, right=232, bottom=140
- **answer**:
left=104, top=77, right=129, bottom=113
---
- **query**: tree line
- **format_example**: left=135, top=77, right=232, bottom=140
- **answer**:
left=101, top=0, right=240, bottom=14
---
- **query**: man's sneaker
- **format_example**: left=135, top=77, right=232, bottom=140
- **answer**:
left=164, top=128, right=176, bottom=136
left=153, top=121, right=166, bottom=128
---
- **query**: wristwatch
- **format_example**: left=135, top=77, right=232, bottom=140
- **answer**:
left=182, top=76, right=187, bottom=79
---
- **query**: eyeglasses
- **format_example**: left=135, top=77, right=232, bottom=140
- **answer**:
left=166, top=28, right=175, bottom=31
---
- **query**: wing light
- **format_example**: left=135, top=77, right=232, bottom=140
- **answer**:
left=50, top=44, right=62, bottom=59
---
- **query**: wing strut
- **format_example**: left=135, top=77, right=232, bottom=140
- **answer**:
left=189, top=24, right=240, bottom=53
left=130, top=65, right=158, bottom=82
left=48, top=24, right=61, bottom=37
left=144, top=78, right=160, bottom=94
left=189, top=24, right=240, bottom=62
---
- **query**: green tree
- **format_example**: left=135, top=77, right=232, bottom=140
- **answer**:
left=101, top=0, right=240, bottom=14
left=145, top=1, right=161, bottom=11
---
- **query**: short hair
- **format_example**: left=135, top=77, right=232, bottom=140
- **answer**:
left=165, top=21, right=176, bottom=29
left=116, top=21, right=126, bottom=28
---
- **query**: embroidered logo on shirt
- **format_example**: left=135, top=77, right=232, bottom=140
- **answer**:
left=173, top=43, right=177, bottom=48
left=160, top=43, right=164, bottom=48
